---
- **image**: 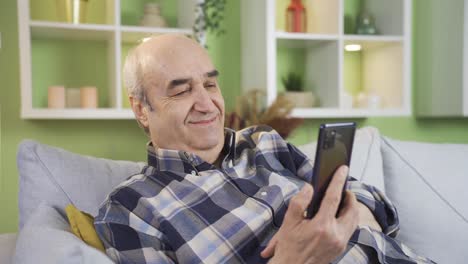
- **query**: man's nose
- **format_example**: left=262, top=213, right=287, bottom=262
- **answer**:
left=192, top=85, right=217, bottom=113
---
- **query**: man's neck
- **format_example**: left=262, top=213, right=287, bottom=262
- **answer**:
left=152, top=141, right=224, bottom=166
left=190, top=143, right=224, bottom=166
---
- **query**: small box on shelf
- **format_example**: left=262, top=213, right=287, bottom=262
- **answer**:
left=80, top=86, right=98, bottom=108
left=47, top=85, right=65, bottom=108
left=66, top=88, right=81, bottom=108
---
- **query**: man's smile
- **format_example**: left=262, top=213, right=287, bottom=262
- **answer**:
left=188, top=115, right=218, bottom=126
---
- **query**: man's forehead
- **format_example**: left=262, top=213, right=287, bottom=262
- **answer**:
left=139, top=35, right=210, bottom=63
left=135, top=35, right=216, bottom=90
left=141, top=42, right=213, bottom=73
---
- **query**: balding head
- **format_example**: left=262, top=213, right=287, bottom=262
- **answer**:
left=124, top=34, right=213, bottom=103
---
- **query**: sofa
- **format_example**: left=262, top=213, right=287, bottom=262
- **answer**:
left=1, top=127, right=467, bottom=263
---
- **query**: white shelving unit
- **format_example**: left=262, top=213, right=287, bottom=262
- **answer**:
left=241, top=0, right=412, bottom=118
left=18, top=0, right=198, bottom=119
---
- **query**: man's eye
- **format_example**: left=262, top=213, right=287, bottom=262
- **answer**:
left=173, top=88, right=190, bottom=97
left=205, top=83, right=216, bottom=88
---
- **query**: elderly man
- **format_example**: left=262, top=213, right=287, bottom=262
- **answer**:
left=94, top=34, right=433, bottom=264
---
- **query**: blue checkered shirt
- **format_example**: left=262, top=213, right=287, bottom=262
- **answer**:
left=95, top=125, right=434, bottom=263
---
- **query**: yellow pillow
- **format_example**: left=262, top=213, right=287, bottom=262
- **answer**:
left=65, top=204, right=105, bottom=252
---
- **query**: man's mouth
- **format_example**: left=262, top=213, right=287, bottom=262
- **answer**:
left=189, top=116, right=218, bottom=125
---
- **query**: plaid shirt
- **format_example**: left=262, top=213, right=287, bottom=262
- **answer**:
left=95, top=125, right=434, bottom=264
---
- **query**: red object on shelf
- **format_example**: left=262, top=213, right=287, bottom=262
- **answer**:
left=286, top=0, right=307, bottom=33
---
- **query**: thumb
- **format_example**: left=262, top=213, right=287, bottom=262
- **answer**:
left=260, top=232, right=279, bottom=258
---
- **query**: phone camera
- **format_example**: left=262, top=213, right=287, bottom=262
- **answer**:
left=324, top=130, right=336, bottom=149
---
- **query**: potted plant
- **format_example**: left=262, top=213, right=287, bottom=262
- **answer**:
left=281, top=72, right=316, bottom=108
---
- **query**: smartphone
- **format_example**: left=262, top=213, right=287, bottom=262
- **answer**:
left=305, top=122, right=356, bottom=219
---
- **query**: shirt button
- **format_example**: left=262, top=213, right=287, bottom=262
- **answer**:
left=261, top=191, right=267, bottom=196
left=191, top=170, right=197, bottom=176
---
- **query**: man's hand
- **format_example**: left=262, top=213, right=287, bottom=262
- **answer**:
left=260, top=166, right=359, bottom=264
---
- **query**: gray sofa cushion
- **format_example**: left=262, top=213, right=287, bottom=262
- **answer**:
left=17, top=140, right=145, bottom=229
left=381, top=137, right=468, bottom=264
left=14, top=203, right=114, bottom=264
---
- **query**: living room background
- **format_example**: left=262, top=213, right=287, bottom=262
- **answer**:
left=1, top=0, right=468, bottom=233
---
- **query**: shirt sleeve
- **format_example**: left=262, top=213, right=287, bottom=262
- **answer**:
left=94, top=196, right=176, bottom=264
left=346, top=178, right=399, bottom=237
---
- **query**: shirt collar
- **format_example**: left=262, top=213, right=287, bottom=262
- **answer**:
left=147, top=128, right=236, bottom=174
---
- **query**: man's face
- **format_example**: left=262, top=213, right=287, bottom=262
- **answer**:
left=140, top=37, right=225, bottom=154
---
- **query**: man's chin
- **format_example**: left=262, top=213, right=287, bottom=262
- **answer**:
left=190, top=132, right=223, bottom=149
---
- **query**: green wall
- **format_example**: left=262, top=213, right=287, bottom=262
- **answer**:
left=1, top=0, right=468, bottom=234
left=0, top=0, right=240, bottom=233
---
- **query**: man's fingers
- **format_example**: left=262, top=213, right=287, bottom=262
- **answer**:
left=261, top=185, right=314, bottom=259
left=260, top=233, right=279, bottom=258
left=283, top=184, right=314, bottom=225
left=317, top=166, right=349, bottom=219
left=336, top=190, right=359, bottom=239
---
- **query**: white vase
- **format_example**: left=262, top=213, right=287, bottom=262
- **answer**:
left=140, top=3, right=167, bottom=27
left=283, top=91, right=316, bottom=108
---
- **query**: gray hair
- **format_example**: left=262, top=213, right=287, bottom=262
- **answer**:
left=123, top=41, right=157, bottom=135
left=124, top=45, right=149, bottom=104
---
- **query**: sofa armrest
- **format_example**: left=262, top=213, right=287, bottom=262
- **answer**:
left=0, top=233, right=17, bottom=264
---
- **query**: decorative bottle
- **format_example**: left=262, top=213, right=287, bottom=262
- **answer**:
left=286, top=0, right=306, bottom=33
left=355, top=0, right=378, bottom=35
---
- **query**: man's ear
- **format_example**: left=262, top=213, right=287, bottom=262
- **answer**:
left=129, top=96, right=149, bottom=128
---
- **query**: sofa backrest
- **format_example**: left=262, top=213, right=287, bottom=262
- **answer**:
left=16, top=140, right=145, bottom=229
left=380, top=137, right=468, bottom=264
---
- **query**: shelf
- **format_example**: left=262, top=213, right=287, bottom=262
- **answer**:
left=289, top=108, right=409, bottom=118
left=277, top=38, right=338, bottom=50
left=343, top=40, right=404, bottom=110
left=343, top=35, right=403, bottom=42
left=21, top=108, right=135, bottom=119
left=30, top=21, right=115, bottom=40
left=121, top=26, right=192, bottom=43
left=277, top=40, right=339, bottom=107
left=31, top=38, right=113, bottom=109
left=19, top=0, right=199, bottom=119
left=276, top=32, right=339, bottom=41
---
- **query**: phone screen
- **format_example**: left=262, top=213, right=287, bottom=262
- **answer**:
left=305, top=123, right=355, bottom=219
